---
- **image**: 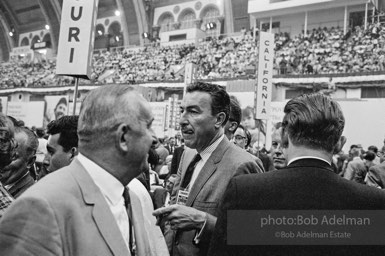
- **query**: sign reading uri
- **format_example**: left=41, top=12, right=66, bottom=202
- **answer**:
left=56, top=0, right=99, bottom=79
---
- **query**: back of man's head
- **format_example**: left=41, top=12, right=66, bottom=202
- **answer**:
left=364, top=151, right=376, bottom=162
left=47, top=115, right=79, bottom=152
left=282, top=93, right=345, bottom=153
left=368, top=145, right=378, bottom=154
left=78, top=84, right=138, bottom=148
left=18, top=127, right=38, bottom=158
left=186, top=82, right=230, bottom=126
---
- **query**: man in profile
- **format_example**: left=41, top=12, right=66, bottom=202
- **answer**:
left=0, top=126, right=38, bottom=198
left=270, top=122, right=286, bottom=170
left=153, top=82, right=263, bottom=256
left=0, top=113, right=16, bottom=218
left=0, top=85, right=168, bottom=255
left=209, top=93, right=385, bottom=255
left=41, top=115, right=78, bottom=178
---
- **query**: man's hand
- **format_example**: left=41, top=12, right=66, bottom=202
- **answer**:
left=153, top=204, right=206, bottom=231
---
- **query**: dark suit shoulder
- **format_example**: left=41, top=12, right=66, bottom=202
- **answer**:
left=229, top=167, right=385, bottom=210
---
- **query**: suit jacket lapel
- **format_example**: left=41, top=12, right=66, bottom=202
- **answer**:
left=69, top=159, right=129, bottom=256
left=186, top=138, right=230, bottom=206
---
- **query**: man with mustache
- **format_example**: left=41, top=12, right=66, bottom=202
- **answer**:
left=153, top=82, right=263, bottom=256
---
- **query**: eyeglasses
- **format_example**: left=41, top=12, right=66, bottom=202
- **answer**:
left=234, top=135, right=246, bottom=140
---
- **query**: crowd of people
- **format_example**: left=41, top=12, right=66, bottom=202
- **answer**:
left=1, top=21, right=385, bottom=88
left=0, top=82, right=384, bottom=255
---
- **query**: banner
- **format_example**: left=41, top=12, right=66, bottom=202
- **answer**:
left=7, top=102, right=45, bottom=128
left=149, top=102, right=167, bottom=138
left=56, top=0, right=99, bottom=79
left=255, top=32, right=274, bottom=120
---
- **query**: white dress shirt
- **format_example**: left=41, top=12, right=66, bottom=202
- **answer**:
left=188, top=134, right=224, bottom=191
left=77, top=153, right=131, bottom=252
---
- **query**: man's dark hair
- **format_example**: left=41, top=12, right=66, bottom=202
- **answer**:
left=237, top=124, right=252, bottom=148
left=47, top=115, right=79, bottom=152
left=7, top=116, right=24, bottom=127
left=368, top=145, right=378, bottom=154
left=282, top=93, right=345, bottom=153
left=364, top=151, right=376, bottom=161
left=186, top=82, right=230, bottom=126
left=229, top=95, right=242, bottom=126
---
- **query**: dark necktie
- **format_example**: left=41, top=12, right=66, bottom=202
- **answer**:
left=181, top=154, right=201, bottom=188
left=123, top=187, right=135, bottom=256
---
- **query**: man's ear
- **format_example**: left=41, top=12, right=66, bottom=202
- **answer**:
left=69, top=147, right=78, bottom=161
left=228, top=121, right=239, bottom=133
left=27, top=155, right=36, bottom=169
left=215, top=112, right=227, bottom=128
left=117, top=123, right=130, bottom=152
left=333, top=135, right=347, bottom=154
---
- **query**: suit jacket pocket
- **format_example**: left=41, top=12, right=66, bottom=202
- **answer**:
left=193, top=201, right=218, bottom=212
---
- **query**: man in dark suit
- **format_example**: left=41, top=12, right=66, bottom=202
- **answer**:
left=0, top=126, right=38, bottom=198
left=165, top=137, right=177, bottom=155
left=153, top=82, right=263, bottom=256
left=209, top=93, right=385, bottom=256
left=0, top=85, right=167, bottom=255
left=170, top=139, right=184, bottom=175
left=366, top=150, right=385, bottom=188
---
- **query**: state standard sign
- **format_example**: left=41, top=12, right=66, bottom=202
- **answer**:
left=56, top=0, right=99, bottom=79
left=255, top=32, right=274, bottom=120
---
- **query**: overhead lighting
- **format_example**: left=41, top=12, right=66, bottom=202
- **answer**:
left=115, top=10, right=120, bottom=16
left=45, top=24, right=50, bottom=30
left=115, top=36, right=119, bottom=42
left=9, top=31, right=13, bottom=37
left=97, top=30, right=103, bottom=36
left=206, top=22, right=216, bottom=30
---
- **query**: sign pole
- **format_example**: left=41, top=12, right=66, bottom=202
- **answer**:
left=72, top=78, right=79, bottom=115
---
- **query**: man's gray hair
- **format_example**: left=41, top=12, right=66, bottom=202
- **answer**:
left=78, top=84, right=138, bottom=146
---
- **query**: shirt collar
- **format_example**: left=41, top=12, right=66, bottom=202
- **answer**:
left=77, top=153, right=124, bottom=206
left=197, top=134, right=224, bottom=162
left=288, top=156, right=331, bottom=166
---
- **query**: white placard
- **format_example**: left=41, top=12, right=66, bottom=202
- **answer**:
left=0, top=97, right=8, bottom=114
left=255, top=32, right=274, bottom=120
left=7, top=102, right=45, bottom=128
left=56, top=0, right=99, bottom=79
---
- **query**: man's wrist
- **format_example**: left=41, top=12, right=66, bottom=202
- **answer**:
left=196, top=211, right=207, bottom=229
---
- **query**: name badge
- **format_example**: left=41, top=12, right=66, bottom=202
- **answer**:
left=176, top=189, right=189, bottom=206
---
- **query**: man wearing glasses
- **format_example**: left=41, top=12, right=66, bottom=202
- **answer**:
left=0, top=114, right=17, bottom=218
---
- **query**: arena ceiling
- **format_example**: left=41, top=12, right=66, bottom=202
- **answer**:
left=0, top=0, right=146, bottom=61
